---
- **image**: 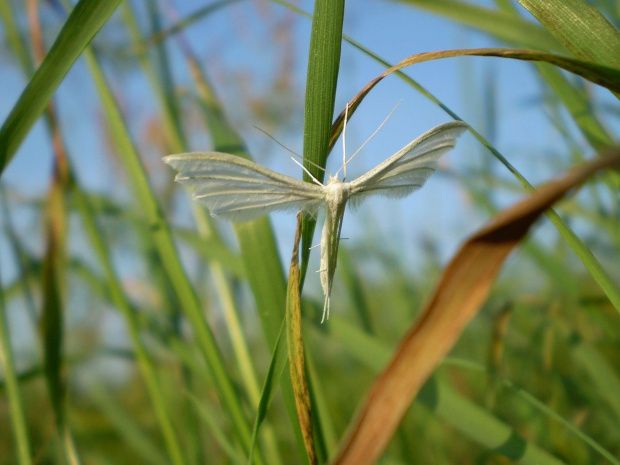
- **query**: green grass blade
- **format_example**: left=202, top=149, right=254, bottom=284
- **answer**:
left=186, top=393, right=247, bottom=465
left=0, top=186, right=38, bottom=324
left=174, top=229, right=245, bottom=278
left=185, top=49, right=308, bottom=463
left=396, top=0, right=564, bottom=52
left=81, top=47, right=259, bottom=462
left=133, top=0, right=242, bottom=53
left=0, top=0, right=34, bottom=75
left=492, top=1, right=616, bottom=151
left=194, top=214, right=284, bottom=464
left=40, top=223, right=77, bottom=464
left=156, top=30, right=280, bottom=459
left=71, top=178, right=187, bottom=465
left=443, top=359, right=620, bottom=465
left=338, top=248, right=374, bottom=332
left=37, top=106, right=81, bottom=465
left=537, top=64, right=614, bottom=151
left=302, top=0, right=345, bottom=181
left=121, top=15, right=273, bottom=448
left=518, top=0, right=620, bottom=67
left=430, top=379, right=567, bottom=465
left=247, top=320, right=288, bottom=465
left=286, top=222, right=316, bottom=464
left=326, top=318, right=569, bottom=465
left=0, top=0, right=122, bottom=175
left=304, top=350, right=336, bottom=461
left=570, top=334, right=620, bottom=420
left=120, top=8, right=254, bottom=461
left=186, top=48, right=288, bottom=335
left=0, top=272, right=32, bottom=464
left=291, top=1, right=346, bottom=461
left=300, top=0, right=345, bottom=279
left=140, top=0, right=188, bottom=153
left=89, top=386, right=169, bottom=465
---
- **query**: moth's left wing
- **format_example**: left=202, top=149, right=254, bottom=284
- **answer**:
left=164, top=152, right=325, bottom=221
left=349, top=121, right=468, bottom=204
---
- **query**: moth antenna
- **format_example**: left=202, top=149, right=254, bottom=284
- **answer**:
left=254, top=126, right=300, bottom=157
left=335, top=102, right=353, bottom=180
left=311, top=237, right=347, bottom=250
left=290, top=157, right=323, bottom=186
left=342, top=103, right=349, bottom=181
left=297, top=156, right=328, bottom=176
left=343, top=100, right=402, bottom=169
left=254, top=125, right=328, bottom=179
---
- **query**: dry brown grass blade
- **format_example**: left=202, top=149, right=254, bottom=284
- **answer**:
left=330, top=151, right=620, bottom=465
left=287, top=215, right=317, bottom=465
left=328, top=48, right=620, bottom=152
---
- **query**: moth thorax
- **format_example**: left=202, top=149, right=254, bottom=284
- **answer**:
left=325, top=176, right=350, bottom=204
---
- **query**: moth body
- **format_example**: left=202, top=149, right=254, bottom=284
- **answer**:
left=320, top=176, right=351, bottom=321
left=324, top=175, right=351, bottom=206
left=163, top=120, right=469, bottom=322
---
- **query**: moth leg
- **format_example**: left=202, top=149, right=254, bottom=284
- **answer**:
left=321, top=295, right=330, bottom=323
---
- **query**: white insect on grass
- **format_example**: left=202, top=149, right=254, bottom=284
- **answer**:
left=164, top=107, right=468, bottom=322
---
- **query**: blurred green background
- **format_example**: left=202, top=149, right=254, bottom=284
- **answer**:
left=1, top=0, right=619, bottom=464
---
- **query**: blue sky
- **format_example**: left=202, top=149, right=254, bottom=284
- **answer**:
left=1, top=0, right=611, bottom=295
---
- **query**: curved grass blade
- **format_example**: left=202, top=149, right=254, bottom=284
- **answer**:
left=275, top=0, right=615, bottom=154
left=395, top=0, right=616, bottom=150
left=147, top=0, right=562, bottom=55
left=287, top=217, right=317, bottom=464
left=325, top=47, right=620, bottom=313
left=329, top=48, right=620, bottom=148
left=330, top=151, right=620, bottom=465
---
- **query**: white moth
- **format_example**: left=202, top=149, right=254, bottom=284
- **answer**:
left=164, top=120, right=468, bottom=322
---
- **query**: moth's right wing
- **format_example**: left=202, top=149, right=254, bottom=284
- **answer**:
left=348, top=121, right=468, bottom=204
left=164, top=152, right=325, bottom=221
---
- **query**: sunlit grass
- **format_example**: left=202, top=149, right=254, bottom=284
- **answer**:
left=1, top=1, right=619, bottom=464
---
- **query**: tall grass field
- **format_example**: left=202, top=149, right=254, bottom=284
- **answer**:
left=1, top=0, right=619, bottom=464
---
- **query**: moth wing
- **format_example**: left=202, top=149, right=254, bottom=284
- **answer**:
left=348, top=121, right=468, bottom=205
left=164, top=152, right=325, bottom=221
